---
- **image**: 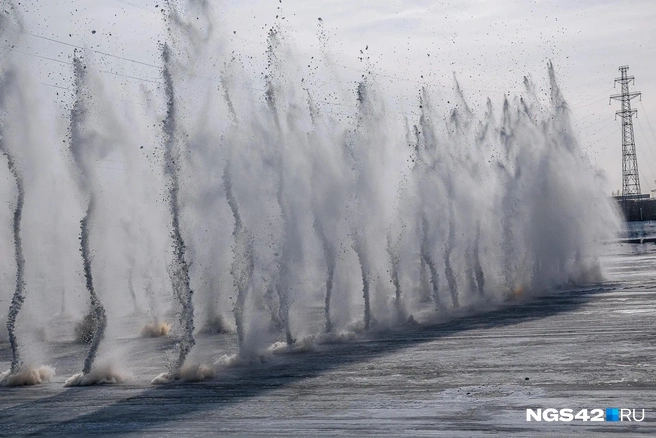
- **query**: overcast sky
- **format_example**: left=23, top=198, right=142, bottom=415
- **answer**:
left=12, top=0, right=656, bottom=194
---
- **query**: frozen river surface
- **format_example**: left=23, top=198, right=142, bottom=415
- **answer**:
left=1, top=244, right=656, bottom=436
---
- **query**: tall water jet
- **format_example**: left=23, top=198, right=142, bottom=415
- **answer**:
left=63, top=51, right=119, bottom=387
left=468, top=101, right=492, bottom=300
left=498, top=97, right=519, bottom=294
left=352, top=237, right=372, bottom=330
left=349, top=80, right=376, bottom=331
left=120, top=218, right=140, bottom=314
left=413, top=92, right=444, bottom=311
left=68, top=52, right=107, bottom=376
left=386, top=232, right=404, bottom=323
left=263, top=62, right=293, bottom=343
left=158, top=43, right=195, bottom=378
left=420, top=216, right=441, bottom=310
left=78, top=199, right=106, bottom=375
left=309, top=137, right=345, bottom=333
left=0, top=0, right=55, bottom=388
left=317, top=217, right=336, bottom=333
left=127, top=266, right=138, bottom=313
left=264, top=26, right=311, bottom=346
left=274, top=158, right=294, bottom=346
left=0, top=75, right=26, bottom=375
left=308, top=20, right=351, bottom=333
left=442, top=84, right=474, bottom=308
left=224, top=162, right=254, bottom=356
left=418, top=257, right=431, bottom=302
left=306, top=83, right=345, bottom=334
left=443, top=206, right=459, bottom=308
left=144, top=276, right=157, bottom=318
left=472, top=221, right=485, bottom=297
left=348, top=71, right=405, bottom=328
left=152, top=0, right=217, bottom=377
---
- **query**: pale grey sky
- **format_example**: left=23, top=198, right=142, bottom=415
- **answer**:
left=12, top=0, right=656, bottom=193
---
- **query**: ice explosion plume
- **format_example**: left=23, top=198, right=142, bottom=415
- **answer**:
left=65, top=51, right=111, bottom=382
left=0, top=0, right=53, bottom=386
left=0, top=0, right=621, bottom=385
left=160, top=42, right=196, bottom=376
left=1, top=71, right=27, bottom=375
left=152, top=0, right=216, bottom=381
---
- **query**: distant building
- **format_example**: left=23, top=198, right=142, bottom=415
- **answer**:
left=613, top=195, right=656, bottom=221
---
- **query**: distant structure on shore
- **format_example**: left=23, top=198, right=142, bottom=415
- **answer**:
left=609, top=66, right=655, bottom=221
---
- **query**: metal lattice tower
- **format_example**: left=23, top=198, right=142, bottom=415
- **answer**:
left=610, top=65, right=642, bottom=199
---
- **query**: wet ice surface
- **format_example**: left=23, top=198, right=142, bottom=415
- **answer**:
left=2, top=245, right=656, bottom=436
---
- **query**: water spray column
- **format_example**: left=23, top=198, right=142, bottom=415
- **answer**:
left=274, top=171, right=295, bottom=346
left=351, top=80, right=375, bottom=331
left=79, top=199, right=107, bottom=375
left=223, top=164, right=254, bottom=357
left=420, top=216, right=441, bottom=310
left=264, top=31, right=295, bottom=346
left=0, top=0, right=25, bottom=380
left=499, top=97, right=518, bottom=294
left=64, top=52, right=109, bottom=386
left=386, top=233, right=404, bottom=323
left=472, top=222, right=485, bottom=296
left=0, top=3, right=55, bottom=386
left=414, top=90, right=445, bottom=313
left=1, top=120, right=26, bottom=376
left=469, top=102, right=494, bottom=300
left=307, top=105, right=339, bottom=333
left=157, top=43, right=196, bottom=380
left=443, top=205, right=459, bottom=308
left=316, top=220, right=336, bottom=333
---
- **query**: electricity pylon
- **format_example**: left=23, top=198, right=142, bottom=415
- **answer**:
left=610, top=65, right=642, bottom=199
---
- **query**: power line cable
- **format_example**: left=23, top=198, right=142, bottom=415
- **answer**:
left=24, top=29, right=515, bottom=96
left=575, top=115, right=614, bottom=131
left=115, top=0, right=155, bottom=14
left=635, top=118, right=656, bottom=175
left=585, top=119, right=618, bottom=137
left=10, top=46, right=422, bottom=119
left=588, top=128, right=619, bottom=146
left=569, top=87, right=614, bottom=107
left=15, top=31, right=602, bottom=122
left=25, top=32, right=162, bottom=69
left=570, top=95, right=609, bottom=110
left=639, top=101, right=656, bottom=145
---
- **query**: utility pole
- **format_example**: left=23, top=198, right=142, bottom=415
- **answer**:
left=610, top=65, right=642, bottom=199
